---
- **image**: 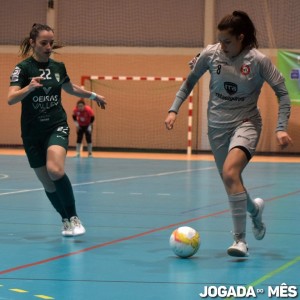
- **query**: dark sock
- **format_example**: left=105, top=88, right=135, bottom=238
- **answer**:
left=45, top=191, right=68, bottom=219
left=53, top=174, right=78, bottom=218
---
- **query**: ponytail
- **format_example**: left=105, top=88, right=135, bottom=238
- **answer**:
left=19, top=23, right=63, bottom=58
left=218, top=10, right=258, bottom=49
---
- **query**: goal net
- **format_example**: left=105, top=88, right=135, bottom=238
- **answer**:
left=81, top=76, right=194, bottom=153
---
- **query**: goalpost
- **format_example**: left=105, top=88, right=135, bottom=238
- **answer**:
left=81, top=75, right=194, bottom=155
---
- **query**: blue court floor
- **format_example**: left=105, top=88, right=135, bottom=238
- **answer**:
left=0, top=152, right=299, bottom=300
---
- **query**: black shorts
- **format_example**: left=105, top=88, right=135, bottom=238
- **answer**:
left=77, top=125, right=92, bottom=143
left=23, top=125, right=70, bottom=168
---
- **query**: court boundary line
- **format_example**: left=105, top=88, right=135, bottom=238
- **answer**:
left=0, top=166, right=215, bottom=197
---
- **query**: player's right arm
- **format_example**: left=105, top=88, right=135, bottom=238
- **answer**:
left=8, top=77, right=43, bottom=105
left=164, top=48, right=210, bottom=130
left=188, top=53, right=201, bottom=70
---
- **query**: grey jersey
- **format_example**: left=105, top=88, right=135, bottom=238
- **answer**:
left=169, top=43, right=290, bottom=131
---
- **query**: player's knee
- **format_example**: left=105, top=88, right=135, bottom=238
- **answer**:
left=222, top=167, right=236, bottom=189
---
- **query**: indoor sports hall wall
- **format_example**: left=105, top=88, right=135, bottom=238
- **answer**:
left=0, top=0, right=299, bottom=154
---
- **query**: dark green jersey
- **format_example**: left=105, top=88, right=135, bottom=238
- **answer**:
left=10, top=57, right=70, bottom=138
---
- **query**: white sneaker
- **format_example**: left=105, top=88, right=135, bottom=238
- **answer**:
left=61, top=219, right=73, bottom=237
left=227, top=240, right=249, bottom=257
left=70, top=216, right=86, bottom=236
left=250, top=198, right=266, bottom=240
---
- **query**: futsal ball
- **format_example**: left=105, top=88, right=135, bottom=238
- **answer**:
left=169, top=226, right=200, bottom=258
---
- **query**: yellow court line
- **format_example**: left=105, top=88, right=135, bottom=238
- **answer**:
left=226, top=255, right=300, bottom=300
left=248, top=256, right=300, bottom=287
left=1, top=283, right=54, bottom=299
left=9, top=288, right=28, bottom=293
left=34, top=295, right=55, bottom=299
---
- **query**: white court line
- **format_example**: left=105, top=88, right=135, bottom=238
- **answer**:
left=0, top=174, right=9, bottom=180
left=0, top=167, right=215, bottom=196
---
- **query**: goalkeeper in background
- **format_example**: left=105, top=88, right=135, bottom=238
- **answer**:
left=72, top=99, right=95, bottom=157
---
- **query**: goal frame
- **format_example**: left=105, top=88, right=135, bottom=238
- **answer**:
left=81, top=75, right=193, bottom=155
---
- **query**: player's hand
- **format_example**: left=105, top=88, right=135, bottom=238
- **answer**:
left=165, top=112, right=177, bottom=130
left=87, top=125, right=92, bottom=133
left=28, top=76, right=44, bottom=91
left=94, top=94, right=107, bottom=109
left=276, top=131, right=293, bottom=150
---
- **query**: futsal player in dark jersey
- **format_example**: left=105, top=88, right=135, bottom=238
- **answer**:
left=165, top=11, right=293, bottom=257
left=8, top=24, right=107, bottom=237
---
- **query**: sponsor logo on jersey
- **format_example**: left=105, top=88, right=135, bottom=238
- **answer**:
left=216, top=93, right=245, bottom=102
left=55, top=73, right=60, bottom=82
left=217, top=82, right=245, bottom=101
left=224, top=82, right=237, bottom=95
left=43, top=87, right=52, bottom=95
left=240, top=64, right=251, bottom=75
left=10, top=66, right=21, bottom=82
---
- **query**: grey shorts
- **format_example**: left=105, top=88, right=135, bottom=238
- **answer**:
left=208, top=120, right=262, bottom=173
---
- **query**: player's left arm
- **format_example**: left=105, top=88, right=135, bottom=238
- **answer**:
left=260, top=57, right=293, bottom=149
left=62, top=81, right=107, bottom=109
left=272, top=82, right=293, bottom=149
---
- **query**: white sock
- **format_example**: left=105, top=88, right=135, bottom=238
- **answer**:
left=228, top=192, right=247, bottom=242
left=87, top=143, right=92, bottom=154
left=245, top=190, right=258, bottom=216
left=76, top=143, right=82, bottom=154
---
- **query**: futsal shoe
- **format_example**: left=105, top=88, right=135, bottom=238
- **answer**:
left=70, top=216, right=86, bottom=236
left=61, top=219, right=73, bottom=237
left=250, top=198, right=266, bottom=240
left=227, top=240, right=249, bottom=257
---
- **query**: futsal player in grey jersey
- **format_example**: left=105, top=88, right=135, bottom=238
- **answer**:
left=165, top=11, right=293, bottom=257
